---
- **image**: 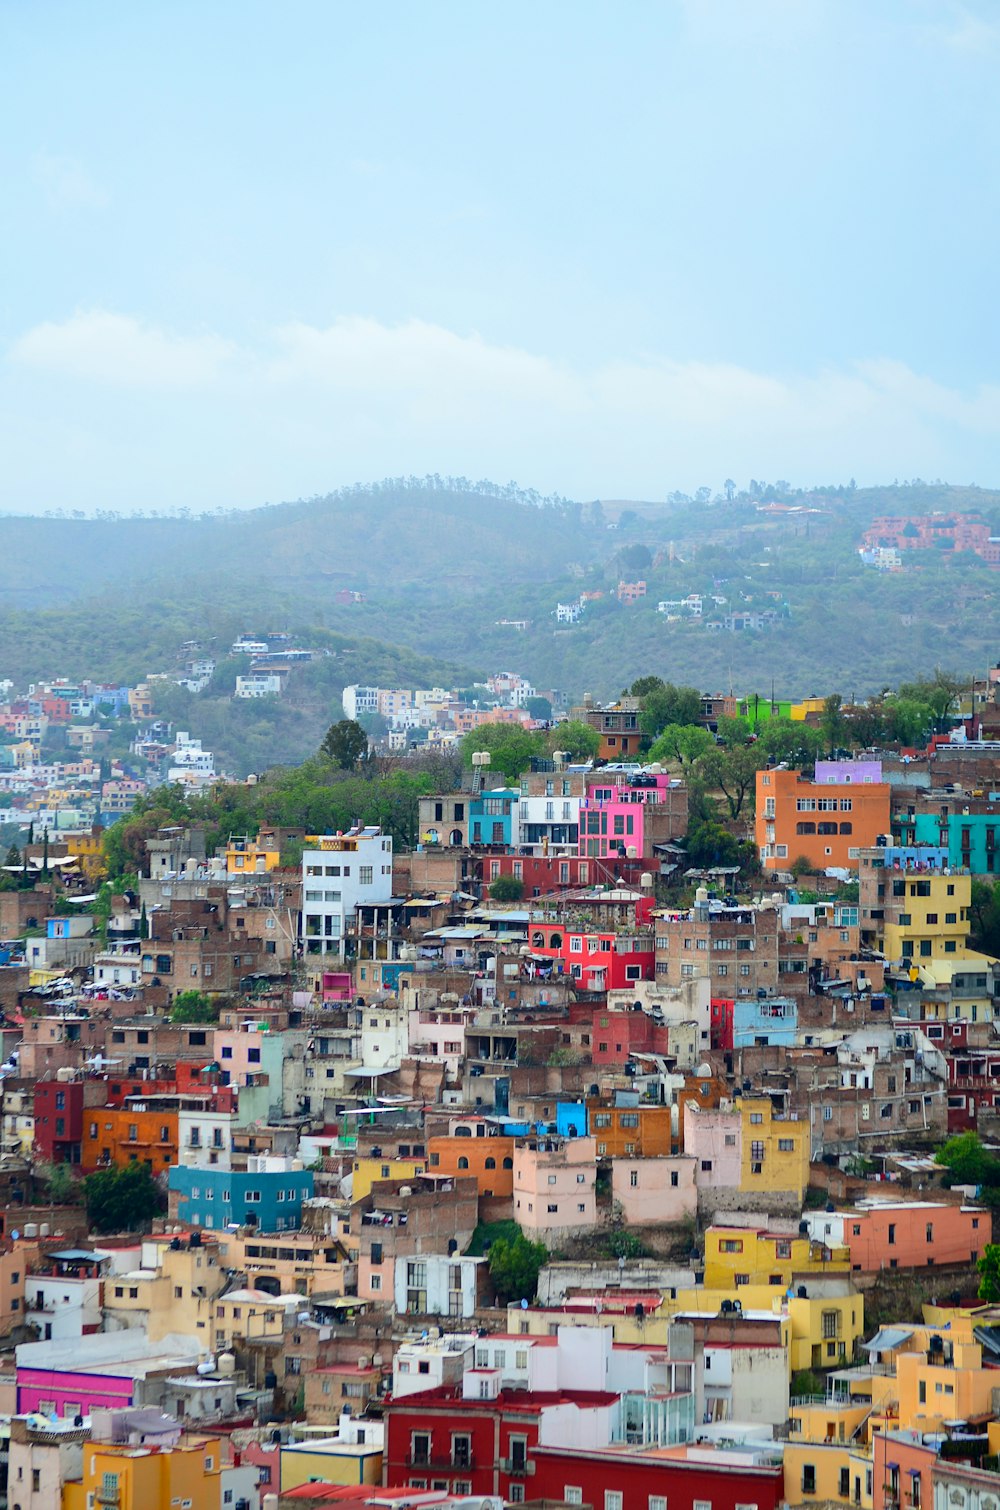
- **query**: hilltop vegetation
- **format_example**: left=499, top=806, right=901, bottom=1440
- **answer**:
left=2, top=476, right=999, bottom=768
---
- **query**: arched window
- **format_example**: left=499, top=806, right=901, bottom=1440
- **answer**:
left=796, top=821, right=816, bottom=835
left=549, top=932, right=563, bottom=948
left=484, top=1157, right=496, bottom=1169
left=458, top=1155, right=469, bottom=1169
left=454, top=1125, right=472, bottom=1137
left=839, top=821, right=852, bottom=835
left=502, top=1156, right=513, bottom=1169
left=818, top=821, right=838, bottom=835
left=450, top=829, right=463, bottom=846
left=531, top=931, right=545, bottom=948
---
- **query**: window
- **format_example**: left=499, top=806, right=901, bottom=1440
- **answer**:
left=802, top=1465, right=816, bottom=1495
left=564, top=1490, right=583, bottom=1506
left=778, top=1138, right=794, bottom=1152
left=649, top=1499, right=667, bottom=1510
left=606, top=1495, right=623, bottom=1510
left=888, top=1224, right=896, bottom=1245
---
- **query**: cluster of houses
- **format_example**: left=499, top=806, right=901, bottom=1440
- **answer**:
left=4, top=681, right=1000, bottom=1505
left=0, top=676, right=222, bottom=831
left=860, top=512, right=1000, bottom=568
left=342, top=674, right=563, bottom=750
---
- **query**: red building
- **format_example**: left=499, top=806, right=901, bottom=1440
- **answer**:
left=479, top=853, right=648, bottom=896
left=384, top=1382, right=617, bottom=1500
left=711, top=996, right=734, bottom=1052
left=33, top=1080, right=87, bottom=1166
left=529, top=922, right=655, bottom=993
left=568, top=1002, right=672, bottom=1064
left=530, top=1444, right=786, bottom=1510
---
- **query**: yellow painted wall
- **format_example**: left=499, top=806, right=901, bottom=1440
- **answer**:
left=352, top=1155, right=426, bottom=1200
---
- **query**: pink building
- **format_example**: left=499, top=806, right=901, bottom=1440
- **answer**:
left=682, top=1101, right=742, bottom=1184
left=513, top=1134, right=598, bottom=1242
left=579, top=772, right=686, bottom=860
left=612, top=1155, right=697, bottom=1224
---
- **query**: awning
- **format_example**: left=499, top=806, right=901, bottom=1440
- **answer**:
left=344, top=1066, right=395, bottom=1077
left=862, top=1326, right=912, bottom=1353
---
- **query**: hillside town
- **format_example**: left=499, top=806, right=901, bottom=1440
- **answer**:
left=4, top=670, right=1000, bottom=1510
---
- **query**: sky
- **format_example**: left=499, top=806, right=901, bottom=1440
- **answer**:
left=2, top=0, right=1000, bottom=514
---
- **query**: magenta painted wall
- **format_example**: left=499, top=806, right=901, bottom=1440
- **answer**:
left=18, top=1366, right=133, bottom=1414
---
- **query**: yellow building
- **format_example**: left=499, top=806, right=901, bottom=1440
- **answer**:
left=704, top=1225, right=851, bottom=1291
left=740, top=1097, right=811, bottom=1203
left=225, top=833, right=281, bottom=874
left=784, top=1442, right=873, bottom=1510
left=881, top=870, right=974, bottom=964
left=351, top=1154, right=427, bottom=1201
left=790, top=697, right=828, bottom=722
left=507, top=1280, right=863, bottom=1372
left=280, top=1435, right=384, bottom=1490
left=65, top=1438, right=222, bottom=1510
left=102, top=1235, right=229, bottom=1343
left=220, top=1228, right=355, bottom=1296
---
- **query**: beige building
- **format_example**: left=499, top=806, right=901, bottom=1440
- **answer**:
left=513, top=1134, right=598, bottom=1242
left=611, top=1154, right=697, bottom=1225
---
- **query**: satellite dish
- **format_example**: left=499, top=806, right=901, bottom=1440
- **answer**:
left=10, top=1231, right=18, bottom=1242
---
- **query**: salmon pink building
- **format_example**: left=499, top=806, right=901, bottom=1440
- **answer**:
left=807, top=1198, right=989, bottom=1271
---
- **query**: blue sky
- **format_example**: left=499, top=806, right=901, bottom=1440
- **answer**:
left=3, top=0, right=1000, bottom=512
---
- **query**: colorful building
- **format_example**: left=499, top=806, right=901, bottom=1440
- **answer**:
left=757, top=762, right=891, bottom=872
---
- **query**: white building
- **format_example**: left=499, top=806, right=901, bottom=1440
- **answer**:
left=300, top=827, right=393, bottom=958
left=177, top=1105, right=233, bottom=1169
left=359, top=999, right=409, bottom=1073
left=25, top=1269, right=103, bottom=1341
left=392, top=1334, right=476, bottom=1397
left=94, top=947, right=143, bottom=990
left=517, top=793, right=579, bottom=852
left=167, top=732, right=215, bottom=788
left=342, top=685, right=380, bottom=721
left=555, top=601, right=582, bottom=624
left=393, top=1254, right=487, bottom=1318
left=234, top=672, right=283, bottom=699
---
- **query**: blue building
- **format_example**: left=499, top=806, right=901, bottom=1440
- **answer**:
left=733, top=994, right=798, bottom=1050
left=469, top=788, right=519, bottom=847
left=169, top=1158, right=313, bottom=1232
left=910, top=811, right=1000, bottom=876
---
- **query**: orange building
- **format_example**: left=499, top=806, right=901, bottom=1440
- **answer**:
left=586, top=1101, right=673, bottom=1158
left=826, top=1200, right=990, bottom=1272
left=83, top=1099, right=178, bottom=1174
left=756, top=764, right=890, bottom=872
left=427, top=1134, right=515, bottom=1197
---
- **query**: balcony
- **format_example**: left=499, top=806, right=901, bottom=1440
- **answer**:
left=405, top=1453, right=475, bottom=1470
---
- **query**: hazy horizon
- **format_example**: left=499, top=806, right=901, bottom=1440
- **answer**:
left=4, top=0, right=1000, bottom=515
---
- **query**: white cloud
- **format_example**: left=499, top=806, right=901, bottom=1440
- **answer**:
left=32, top=152, right=110, bottom=210
left=11, top=310, right=240, bottom=388
left=6, top=308, right=1000, bottom=507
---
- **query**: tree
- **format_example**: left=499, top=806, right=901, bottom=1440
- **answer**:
left=648, top=723, right=714, bottom=769
left=460, top=724, right=545, bottom=781
left=970, top=879, right=1000, bottom=957
left=84, top=1161, right=165, bottom=1233
left=819, top=694, right=849, bottom=754
left=724, top=478, right=736, bottom=503
left=488, top=1231, right=548, bottom=1304
left=897, top=670, right=964, bottom=734
left=170, top=990, right=217, bottom=1024
left=639, top=683, right=703, bottom=741
left=629, top=676, right=665, bottom=699
left=38, top=1160, right=79, bottom=1204
left=935, top=1131, right=1000, bottom=1188
left=979, top=1244, right=1000, bottom=1302
left=320, top=719, right=370, bottom=770
left=618, top=542, right=652, bottom=573
left=489, top=875, right=524, bottom=902
left=697, top=742, right=767, bottom=820
left=523, top=696, right=553, bottom=722
left=548, top=720, right=600, bottom=761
